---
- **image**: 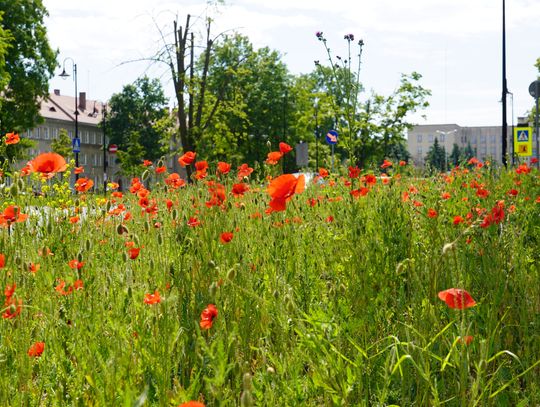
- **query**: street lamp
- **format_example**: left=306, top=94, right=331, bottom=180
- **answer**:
left=58, top=57, right=80, bottom=180
left=101, top=102, right=108, bottom=193
left=436, top=129, right=457, bottom=170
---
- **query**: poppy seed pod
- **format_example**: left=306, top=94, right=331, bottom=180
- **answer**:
left=141, top=170, right=149, bottom=181
left=46, top=221, right=53, bottom=235
left=117, top=224, right=128, bottom=235
left=10, top=183, right=19, bottom=197
left=209, top=282, right=217, bottom=297
left=17, top=178, right=24, bottom=191
left=85, top=239, right=92, bottom=251
left=144, top=220, right=150, bottom=233
left=226, top=267, right=236, bottom=280
left=157, top=232, right=163, bottom=246
left=171, top=208, right=178, bottom=220
left=77, top=252, right=83, bottom=262
left=14, top=256, right=22, bottom=266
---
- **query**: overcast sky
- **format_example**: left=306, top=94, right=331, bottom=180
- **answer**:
left=45, top=0, right=540, bottom=127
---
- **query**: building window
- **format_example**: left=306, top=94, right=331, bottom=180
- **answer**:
left=42, top=128, right=49, bottom=140
left=52, top=128, right=58, bottom=138
left=417, top=147, right=423, bottom=156
left=480, top=135, right=486, bottom=143
left=428, top=134, right=433, bottom=143
left=417, top=134, right=422, bottom=143
left=439, top=134, right=445, bottom=143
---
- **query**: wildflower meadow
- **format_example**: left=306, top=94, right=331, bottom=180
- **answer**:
left=0, top=144, right=539, bottom=406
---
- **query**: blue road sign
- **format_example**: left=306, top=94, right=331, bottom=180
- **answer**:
left=326, top=130, right=338, bottom=145
left=72, top=137, right=81, bottom=153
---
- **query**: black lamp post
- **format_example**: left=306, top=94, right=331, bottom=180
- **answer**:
left=102, top=102, right=108, bottom=193
left=59, top=58, right=80, bottom=179
left=501, top=0, right=508, bottom=167
left=314, top=99, right=319, bottom=171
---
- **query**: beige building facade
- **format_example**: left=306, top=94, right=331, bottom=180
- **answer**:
left=20, top=90, right=118, bottom=189
left=406, top=123, right=530, bottom=166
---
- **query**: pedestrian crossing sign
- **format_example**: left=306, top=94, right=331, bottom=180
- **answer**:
left=513, top=127, right=532, bottom=156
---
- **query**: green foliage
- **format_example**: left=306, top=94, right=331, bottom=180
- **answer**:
left=425, top=137, right=447, bottom=172
left=0, top=133, right=35, bottom=175
left=1, top=162, right=539, bottom=405
left=0, top=0, right=57, bottom=134
left=51, top=128, right=74, bottom=160
left=103, top=76, right=171, bottom=174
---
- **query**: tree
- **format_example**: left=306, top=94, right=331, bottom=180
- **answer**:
left=51, top=128, right=73, bottom=160
left=103, top=76, right=171, bottom=175
left=449, top=143, right=461, bottom=167
left=462, top=142, right=475, bottom=161
left=425, top=137, right=446, bottom=172
left=0, top=0, right=57, bottom=134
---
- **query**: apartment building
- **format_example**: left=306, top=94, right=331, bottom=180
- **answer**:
left=406, top=124, right=530, bottom=166
left=20, top=90, right=117, bottom=188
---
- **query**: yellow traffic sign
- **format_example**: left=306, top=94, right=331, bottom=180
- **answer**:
left=514, top=127, right=532, bottom=156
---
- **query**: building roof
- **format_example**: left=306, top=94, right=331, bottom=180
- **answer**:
left=40, top=90, right=106, bottom=126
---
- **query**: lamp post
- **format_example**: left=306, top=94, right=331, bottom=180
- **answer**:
left=435, top=129, right=457, bottom=170
left=58, top=58, right=80, bottom=180
left=314, top=98, right=319, bottom=171
left=101, top=102, right=108, bottom=193
left=501, top=0, right=508, bottom=167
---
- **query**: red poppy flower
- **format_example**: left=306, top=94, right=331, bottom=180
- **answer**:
left=427, top=208, right=438, bottom=218
left=144, top=290, right=161, bottom=305
left=438, top=288, right=476, bottom=309
left=453, top=215, right=464, bottom=225
left=29, top=152, right=67, bottom=177
left=165, top=173, right=186, bottom=189
left=266, top=151, right=283, bottom=165
left=231, top=183, right=249, bottom=197
left=55, top=280, right=73, bottom=296
left=187, top=217, right=200, bottom=227
left=29, top=263, right=40, bottom=273
left=364, top=174, right=377, bottom=186
left=179, top=402, right=205, bottom=407
left=267, top=174, right=305, bottom=212
left=195, top=161, right=208, bottom=179
left=217, top=161, right=231, bottom=174
left=143, top=160, right=153, bottom=167
left=381, top=159, right=393, bottom=169
left=74, top=279, right=83, bottom=290
left=74, top=166, right=84, bottom=174
left=458, top=336, right=474, bottom=345
left=237, top=163, right=254, bottom=180
left=348, top=166, right=361, bottom=179
left=476, top=188, right=489, bottom=198
left=75, top=178, right=94, bottom=192
left=318, top=167, right=329, bottom=178
left=220, top=232, right=234, bottom=243
left=178, top=151, right=196, bottom=166
left=350, top=187, right=369, bottom=198
left=5, top=132, right=20, bottom=145
left=441, top=192, right=451, bottom=200
left=531, top=157, right=538, bottom=164
left=69, top=216, right=80, bottom=224
left=128, top=248, right=141, bottom=260
left=200, top=304, right=218, bottom=329
left=0, top=205, right=28, bottom=226
left=27, top=342, right=45, bottom=357
left=69, top=259, right=85, bottom=270
left=279, top=142, right=292, bottom=154
left=0, top=254, right=4, bottom=268
left=399, top=160, right=407, bottom=166
left=155, top=166, right=167, bottom=174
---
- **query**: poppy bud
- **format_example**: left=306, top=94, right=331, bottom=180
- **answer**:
left=273, top=290, right=279, bottom=299
left=117, top=224, right=129, bottom=235
left=209, top=282, right=217, bottom=297
left=226, top=267, right=236, bottom=280
left=17, top=178, right=25, bottom=191
left=77, top=252, right=83, bottom=262
left=15, top=256, right=22, bottom=266
left=171, top=209, right=178, bottom=220
left=85, top=239, right=92, bottom=251
left=9, top=304, right=16, bottom=315
left=75, top=199, right=80, bottom=207
left=141, top=170, right=149, bottom=181
left=10, top=183, right=19, bottom=197
left=339, top=283, right=347, bottom=295
left=144, top=220, right=150, bottom=233
left=46, top=221, right=53, bottom=235
left=122, top=252, right=128, bottom=262
left=267, top=366, right=275, bottom=374
left=106, top=201, right=112, bottom=212
left=133, top=234, right=140, bottom=246
left=157, top=232, right=163, bottom=246
left=208, top=260, right=216, bottom=269
left=149, top=259, right=155, bottom=270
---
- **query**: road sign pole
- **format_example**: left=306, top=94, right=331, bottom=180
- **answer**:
left=529, top=80, right=540, bottom=167
left=331, top=144, right=335, bottom=174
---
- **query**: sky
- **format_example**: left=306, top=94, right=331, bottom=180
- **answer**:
left=44, top=0, right=540, bottom=127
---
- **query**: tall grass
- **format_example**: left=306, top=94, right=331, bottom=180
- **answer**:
left=0, top=161, right=538, bottom=405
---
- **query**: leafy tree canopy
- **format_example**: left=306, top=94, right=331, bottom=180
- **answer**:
left=0, top=0, right=57, bottom=134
